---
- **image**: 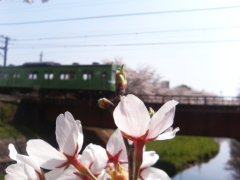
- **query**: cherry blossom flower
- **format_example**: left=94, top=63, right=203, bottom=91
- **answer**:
left=113, top=94, right=179, bottom=142
left=106, top=128, right=128, bottom=169
left=46, top=143, right=108, bottom=180
left=5, top=143, right=45, bottom=180
left=138, top=151, right=170, bottom=180
left=113, top=94, right=179, bottom=180
left=26, top=112, right=88, bottom=177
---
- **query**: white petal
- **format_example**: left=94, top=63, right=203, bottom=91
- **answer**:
left=8, top=144, right=18, bottom=162
left=147, top=100, right=178, bottom=139
left=27, top=139, right=66, bottom=170
left=141, top=151, right=159, bottom=168
left=81, top=144, right=108, bottom=174
left=106, top=129, right=127, bottom=162
left=45, top=166, right=77, bottom=180
left=76, top=120, right=84, bottom=154
left=56, top=112, right=79, bottom=156
left=17, top=154, right=41, bottom=174
left=113, top=94, right=150, bottom=138
left=46, top=166, right=79, bottom=180
left=156, top=127, right=180, bottom=140
left=6, top=163, right=39, bottom=180
left=140, top=167, right=170, bottom=180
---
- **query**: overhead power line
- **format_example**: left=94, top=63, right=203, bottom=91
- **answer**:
left=9, top=39, right=240, bottom=49
left=1, top=5, right=240, bottom=26
left=15, top=26, right=240, bottom=41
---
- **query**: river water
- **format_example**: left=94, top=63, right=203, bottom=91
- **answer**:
left=172, top=139, right=233, bottom=180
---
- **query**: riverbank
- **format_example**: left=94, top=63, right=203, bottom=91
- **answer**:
left=146, top=135, right=219, bottom=177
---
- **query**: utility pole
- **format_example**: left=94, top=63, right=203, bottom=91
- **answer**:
left=39, top=51, right=43, bottom=62
left=0, top=36, right=10, bottom=67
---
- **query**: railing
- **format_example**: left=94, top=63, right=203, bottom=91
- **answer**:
left=136, top=95, right=240, bottom=106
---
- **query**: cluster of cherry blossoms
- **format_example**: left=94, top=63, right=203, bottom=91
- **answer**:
left=5, top=65, right=179, bottom=180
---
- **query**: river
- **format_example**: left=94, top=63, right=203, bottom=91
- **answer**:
left=172, top=138, right=233, bottom=180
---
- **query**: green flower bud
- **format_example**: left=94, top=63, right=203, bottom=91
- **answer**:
left=149, top=107, right=155, bottom=118
left=115, top=65, right=126, bottom=84
left=98, top=98, right=110, bottom=109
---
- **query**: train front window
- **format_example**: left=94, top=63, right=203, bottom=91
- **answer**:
left=112, top=71, right=116, bottom=79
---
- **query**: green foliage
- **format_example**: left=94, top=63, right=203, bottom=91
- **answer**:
left=0, top=103, right=17, bottom=126
left=0, top=174, right=4, bottom=180
left=0, top=124, right=40, bottom=139
left=146, top=135, right=219, bottom=176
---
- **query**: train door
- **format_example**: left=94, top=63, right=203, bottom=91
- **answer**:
left=43, top=71, right=54, bottom=88
left=82, top=70, right=94, bottom=89
left=12, top=71, right=21, bottom=87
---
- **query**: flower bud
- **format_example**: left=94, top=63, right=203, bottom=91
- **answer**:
left=149, top=107, right=155, bottom=118
left=98, top=98, right=115, bottom=112
left=115, top=65, right=127, bottom=97
left=115, top=65, right=126, bottom=84
left=108, top=163, right=128, bottom=180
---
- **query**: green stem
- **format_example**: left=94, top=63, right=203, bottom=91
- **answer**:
left=133, top=140, right=145, bottom=180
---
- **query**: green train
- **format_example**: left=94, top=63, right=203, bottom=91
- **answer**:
left=0, top=62, right=120, bottom=99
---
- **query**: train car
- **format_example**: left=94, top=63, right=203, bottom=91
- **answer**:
left=0, top=62, right=120, bottom=100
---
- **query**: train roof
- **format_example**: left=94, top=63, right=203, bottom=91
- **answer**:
left=3, top=62, right=117, bottom=68
left=22, top=62, right=61, bottom=67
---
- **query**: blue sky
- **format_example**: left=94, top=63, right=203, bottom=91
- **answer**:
left=0, top=0, right=240, bottom=96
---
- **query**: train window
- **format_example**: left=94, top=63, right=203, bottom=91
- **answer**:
left=44, top=73, right=48, bottom=79
left=69, top=72, right=76, bottom=80
left=3, top=72, right=8, bottom=79
left=65, top=74, right=69, bottom=80
left=28, top=74, right=33, bottom=79
left=33, top=74, right=37, bottom=79
left=44, top=72, right=54, bottom=80
left=88, top=71, right=93, bottom=80
left=60, top=71, right=75, bottom=80
left=102, top=70, right=107, bottom=78
left=83, top=71, right=93, bottom=80
left=83, top=73, right=88, bottom=80
left=0, top=72, right=8, bottom=79
left=49, top=73, right=54, bottom=80
left=13, top=72, right=21, bottom=79
left=60, top=73, right=65, bottom=80
left=27, top=72, right=38, bottom=80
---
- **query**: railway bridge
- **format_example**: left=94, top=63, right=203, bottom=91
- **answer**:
left=4, top=94, right=240, bottom=139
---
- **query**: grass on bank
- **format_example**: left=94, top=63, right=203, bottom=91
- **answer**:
left=146, top=135, right=219, bottom=176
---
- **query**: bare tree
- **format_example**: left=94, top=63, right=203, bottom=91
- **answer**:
left=23, top=0, right=50, bottom=3
left=102, top=58, right=162, bottom=95
left=102, top=58, right=216, bottom=97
